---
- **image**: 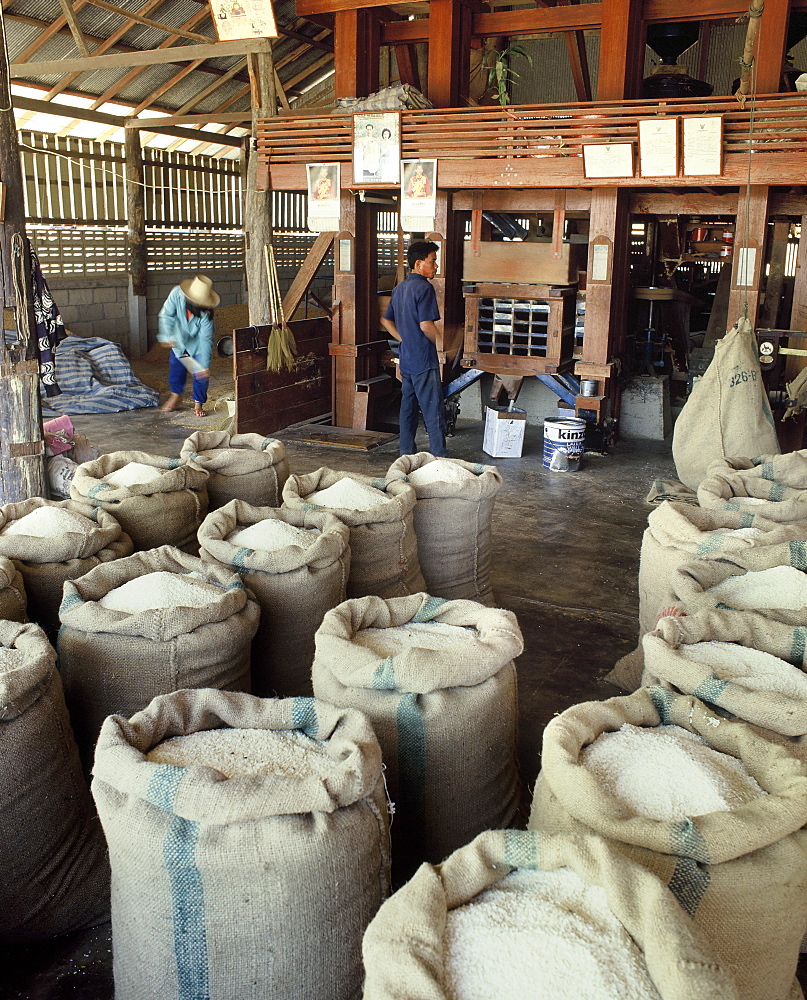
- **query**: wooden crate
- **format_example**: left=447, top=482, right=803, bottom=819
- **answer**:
left=462, top=241, right=584, bottom=285
left=462, top=283, right=576, bottom=375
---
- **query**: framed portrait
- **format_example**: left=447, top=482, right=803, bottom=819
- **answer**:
left=400, top=159, right=437, bottom=232
left=352, top=112, right=401, bottom=186
left=306, top=162, right=340, bottom=233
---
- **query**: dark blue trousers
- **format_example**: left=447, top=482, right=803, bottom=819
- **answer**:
left=168, top=350, right=209, bottom=404
left=400, top=367, right=446, bottom=457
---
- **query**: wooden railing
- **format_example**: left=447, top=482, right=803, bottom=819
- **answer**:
left=257, top=94, right=807, bottom=189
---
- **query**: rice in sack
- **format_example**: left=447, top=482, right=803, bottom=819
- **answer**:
left=180, top=431, right=290, bottom=510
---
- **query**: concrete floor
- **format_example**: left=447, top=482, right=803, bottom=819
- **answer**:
left=2, top=408, right=681, bottom=998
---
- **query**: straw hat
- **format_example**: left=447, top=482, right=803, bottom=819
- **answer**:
left=180, top=274, right=220, bottom=309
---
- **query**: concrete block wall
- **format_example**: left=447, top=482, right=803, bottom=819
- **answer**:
left=47, top=275, right=130, bottom=349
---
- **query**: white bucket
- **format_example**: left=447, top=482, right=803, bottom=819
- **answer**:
left=542, top=417, right=586, bottom=472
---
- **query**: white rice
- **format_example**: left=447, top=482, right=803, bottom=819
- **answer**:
left=2, top=506, right=95, bottom=538
left=580, top=723, right=766, bottom=821
left=707, top=565, right=807, bottom=610
left=104, top=462, right=163, bottom=487
left=308, top=477, right=391, bottom=511
left=99, top=571, right=222, bottom=613
left=408, top=460, right=477, bottom=487
left=352, top=621, right=479, bottom=657
left=444, top=867, right=660, bottom=1000
left=227, top=519, right=320, bottom=551
left=146, top=727, right=335, bottom=779
left=678, top=641, right=807, bottom=700
left=0, top=646, right=25, bottom=673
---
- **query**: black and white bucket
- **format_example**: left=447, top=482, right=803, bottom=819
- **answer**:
left=542, top=417, right=586, bottom=472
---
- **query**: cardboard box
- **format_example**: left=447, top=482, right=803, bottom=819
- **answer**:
left=483, top=405, right=526, bottom=458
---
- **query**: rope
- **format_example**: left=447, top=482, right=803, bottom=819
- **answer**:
left=10, top=233, right=30, bottom=352
left=0, top=5, right=13, bottom=113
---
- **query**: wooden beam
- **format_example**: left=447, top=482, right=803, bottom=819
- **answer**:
left=581, top=188, right=632, bottom=366
left=728, top=186, right=771, bottom=326
left=14, top=0, right=91, bottom=63
left=11, top=38, right=272, bottom=77
left=56, top=0, right=91, bottom=56
left=282, top=232, right=337, bottom=318
left=131, top=60, right=205, bottom=115
left=81, top=0, right=211, bottom=40
left=394, top=43, right=421, bottom=90
left=791, top=213, right=807, bottom=333
left=334, top=10, right=379, bottom=97
left=597, top=0, right=643, bottom=100
left=754, top=0, right=790, bottom=93
left=427, top=0, right=471, bottom=107
left=126, top=110, right=250, bottom=127
left=11, top=95, right=244, bottom=145
left=274, top=67, right=292, bottom=112
left=277, top=25, right=333, bottom=51
left=758, top=219, right=790, bottom=328
left=564, top=28, right=592, bottom=102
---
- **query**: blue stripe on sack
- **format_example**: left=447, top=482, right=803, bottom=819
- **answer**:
left=88, top=482, right=113, bottom=498
left=790, top=541, right=807, bottom=569
left=231, top=548, right=253, bottom=575
left=397, top=692, right=426, bottom=820
left=741, top=513, right=755, bottom=528
left=668, top=856, right=711, bottom=918
left=695, top=535, right=725, bottom=557
left=58, top=591, right=84, bottom=616
left=411, top=596, right=449, bottom=623
left=791, top=627, right=807, bottom=665
left=167, top=458, right=182, bottom=470
left=373, top=657, right=396, bottom=690
left=145, top=765, right=209, bottom=1000
left=88, top=508, right=100, bottom=523
left=473, top=464, right=485, bottom=476
left=224, top=579, right=246, bottom=593
left=715, top=602, right=734, bottom=611
left=292, top=697, right=319, bottom=737
left=724, top=502, right=741, bottom=512
left=770, top=482, right=785, bottom=502
left=300, top=503, right=324, bottom=512
left=503, top=829, right=539, bottom=870
left=670, top=817, right=711, bottom=864
left=761, top=462, right=776, bottom=481
left=648, top=686, right=674, bottom=725
left=692, top=674, right=730, bottom=704
left=370, top=477, right=388, bottom=492
left=260, top=436, right=278, bottom=450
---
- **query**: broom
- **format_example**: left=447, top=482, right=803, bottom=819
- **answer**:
left=264, top=245, right=297, bottom=372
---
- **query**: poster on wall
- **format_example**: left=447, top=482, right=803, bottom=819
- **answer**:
left=210, top=0, right=277, bottom=39
left=583, top=143, right=634, bottom=179
left=352, top=112, right=400, bottom=185
left=400, top=159, right=437, bottom=232
left=638, top=117, right=678, bottom=177
left=683, top=115, right=723, bottom=176
left=306, top=162, right=340, bottom=233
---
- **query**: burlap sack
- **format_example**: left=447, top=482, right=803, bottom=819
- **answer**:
left=313, top=594, right=522, bottom=877
left=70, top=450, right=209, bottom=552
left=362, top=828, right=739, bottom=1000
left=0, top=620, right=109, bottom=943
left=198, top=500, right=350, bottom=697
left=283, top=468, right=425, bottom=599
left=0, top=498, right=133, bottom=643
left=180, top=431, right=290, bottom=510
left=609, top=501, right=807, bottom=692
left=58, top=545, right=259, bottom=768
left=699, top=451, right=807, bottom=524
left=385, top=453, right=502, bottom=605
left=642, top=609, right=807, bottom=736
left=92, top=688, right=390, bottom=1000
left=672, top=316, right=780, bottom=491
left=0, top=554, right=26, bottom=622
left=529, top=687, right=807, bottom=1000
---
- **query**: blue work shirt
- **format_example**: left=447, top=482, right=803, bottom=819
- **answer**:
left=384, top=272, right=440, bottom=375
left=157, top=285, right=214, bottom=370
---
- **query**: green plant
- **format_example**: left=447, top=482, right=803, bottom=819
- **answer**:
left=484, top=44, right=533, bottom=106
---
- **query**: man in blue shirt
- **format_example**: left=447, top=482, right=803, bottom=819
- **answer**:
left=381, top=240, right=447, bottom=457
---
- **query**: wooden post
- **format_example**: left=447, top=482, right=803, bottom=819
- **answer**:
left=596, top=0, right=644, bottom=101
left=0, top=9, right=46, bottom=503
left=743, top=0, right=789, bottom=96
left=245, top=48, right=276, bottom=326
left=728, top=186, right=770, bottom=327
left=427, top=0, right=471, bottom=108
left=334, top=10, right=379, bottom=98
left=124, top=128, right=148, bottom=356
left=427, top=189, right=463, bottom=366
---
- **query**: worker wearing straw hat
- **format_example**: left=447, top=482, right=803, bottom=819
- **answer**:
left=157, top=274, right=220, bottom=417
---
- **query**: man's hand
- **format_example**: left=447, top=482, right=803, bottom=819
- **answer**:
left=381, top=317, right=401, bottom=342
left=419, top=320, right=439, bottom=344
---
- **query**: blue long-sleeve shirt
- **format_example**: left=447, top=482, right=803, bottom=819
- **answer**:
left=157, top=285, right=214, bottom=370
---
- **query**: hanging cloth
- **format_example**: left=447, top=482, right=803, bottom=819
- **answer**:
left=29, top=244, right=66, bottom=397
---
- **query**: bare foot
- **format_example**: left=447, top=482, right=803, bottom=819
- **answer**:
left=194, top=403, right=206, bottom=418
left=160, top=393, right=181, bottom=412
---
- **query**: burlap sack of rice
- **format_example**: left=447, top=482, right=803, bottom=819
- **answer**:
left=529, top=687, right=807, bottom=1000
left=180, top=431, right=290, bottom=511
left=385, top=453, right=502, bottom=605
left=0, top=554, right=26, bottom=623
left=0, top=498, right=133, bottom=644
left=313, top=594, right=522, bottom=879
left=362, top=827, right=740, bottom=1000
left=58, top=544, right=259, bottom=769
left=92, top=688, right=390, bottom=1000
left=69, top=450, right=209, bottom=552
left=198, top=500, right=350, bottom=697
left=642, top=609, right=807, bottom=737
left=0, top=620, right=109, bottom=943
left=282, top=468, right=425, bottom=599
left=609, top=500, right=807, bottom=692
left=698, top=452, right=807, bottom=524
